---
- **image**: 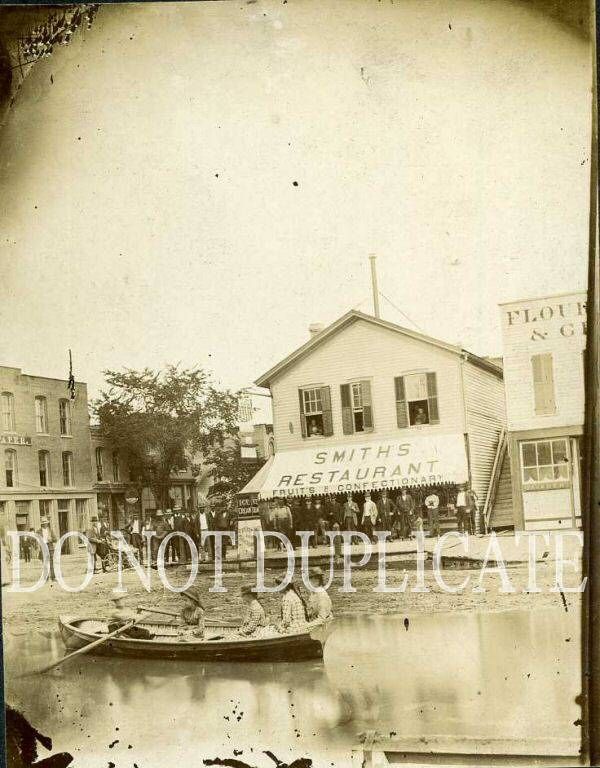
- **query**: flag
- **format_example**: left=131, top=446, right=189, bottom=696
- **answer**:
left=67, top=349, right=76, bottom=400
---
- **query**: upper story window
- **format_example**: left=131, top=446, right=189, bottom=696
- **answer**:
left=341, top=380, right=373, bottom=435
left=238, top=395, right=253, bottom=423
left=4, top=449, right=17, bottom=487
left=1, top=392, right=15, bottom=432
left=298, top=386, right=333, bottom=438
left=38, top=450, right=51, bottom=487
left=35, top=396, right=49, bottom=434
left=531, top=353, right=556, bottom=416
left=62, top=451, right=74, bottom=486
left=95, top=447, right=104, bottom=482
left=521, top=438, right=569, bottom=486
left=112, top=451, right=120, bottom=482
left=59, top=399, right=72, bottom=436
left=394, top=372, right=439, bottom=428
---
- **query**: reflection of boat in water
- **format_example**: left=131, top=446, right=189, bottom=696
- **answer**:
left=58, top=615, right=333, bottom=663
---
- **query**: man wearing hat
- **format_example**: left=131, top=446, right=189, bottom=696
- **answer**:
left=86, top=516, right=106, bottom=573
left=178, top=588, right=205, bottom=639
left=40, top=516, right=57, bottom=582
left=306, top=567, right=333, bottom=622
left=238, top=585, right=268, bottom=637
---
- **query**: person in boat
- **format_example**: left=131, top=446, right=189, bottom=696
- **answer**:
left=238, top=584, right=268, bottom=637
left=178, top=587, right=205, bottom=640
left=306, top=567, right=333, bottom=622
left=107, top=595, right=154, bottom=640
left=276, top=576, right=307, bottom=633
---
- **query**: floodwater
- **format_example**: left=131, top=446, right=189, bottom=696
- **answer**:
left=4, top=607, right=582, bottom=767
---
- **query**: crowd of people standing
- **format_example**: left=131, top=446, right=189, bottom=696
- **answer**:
left=261, top=483, right=479, bottom=546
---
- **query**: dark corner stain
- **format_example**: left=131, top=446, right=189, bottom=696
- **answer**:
left=5, top=705, right=74, bottom=768
left=574, top=719, right=583, bottom=727
left=448, top=22, right=452, bottom=29
left=403, top=617, right=409, bottom=631
left=292, top=181, right=298, bottom=187
left=108, top=739, right=119, bottom=749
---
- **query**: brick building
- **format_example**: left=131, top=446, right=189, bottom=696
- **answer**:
left=494, top=291, right=586, bottom=530
left=0, top=366, right=97, bottom=553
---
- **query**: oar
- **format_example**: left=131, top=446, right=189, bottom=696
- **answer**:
left=25, top=613, right=152, bottom=677
left=138, top=604, right=241, bottom=627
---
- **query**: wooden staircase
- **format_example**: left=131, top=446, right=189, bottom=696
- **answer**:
left=483, top=427, right=511, bottom=531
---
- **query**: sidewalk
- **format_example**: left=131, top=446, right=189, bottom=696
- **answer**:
left=261, top=529, right=583, bottom=569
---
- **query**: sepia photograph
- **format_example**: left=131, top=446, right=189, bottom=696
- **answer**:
left=0, top=1, right=597, bottom=767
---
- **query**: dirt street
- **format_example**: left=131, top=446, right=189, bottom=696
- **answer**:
left=1, top=554, right=583, bottom=636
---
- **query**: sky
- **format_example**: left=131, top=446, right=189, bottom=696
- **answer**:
left=0, top=0, right=592, bottom=400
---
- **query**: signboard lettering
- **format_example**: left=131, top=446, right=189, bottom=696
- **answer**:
left=0, top=435, right=31, bottom=446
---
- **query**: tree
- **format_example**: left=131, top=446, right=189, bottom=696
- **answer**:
left=94, top=366, right=240, bottom=511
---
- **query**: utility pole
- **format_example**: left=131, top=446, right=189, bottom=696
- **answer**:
left=369, top=254, right=381, bottom=318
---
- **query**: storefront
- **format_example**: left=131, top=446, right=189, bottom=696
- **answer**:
left=240, top=309, right=507, bottom=540
left=499, top=291, right=586, bottom=530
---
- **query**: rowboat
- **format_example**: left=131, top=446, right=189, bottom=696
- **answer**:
left=58, top=615, right=333, bottom=663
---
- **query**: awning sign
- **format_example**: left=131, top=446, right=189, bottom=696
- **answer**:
left=244, top=434, right=469, bottom=498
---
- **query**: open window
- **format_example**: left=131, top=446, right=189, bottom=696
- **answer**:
left=395, top=372, right=439, bottom=428
left=298, top=386, right=333, bottom=438
left=341, top=380, right=374, bottom=434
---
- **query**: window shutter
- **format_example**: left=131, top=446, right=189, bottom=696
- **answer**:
left=426, top=372, right=440, bottom=424
left=394, top=376, right=409, bottom=428
left=340, top=384, right=354, bottom=435
left=361, top=380, right=374, bottom=430
left=532, top=354, right=556, bottom=415
left=298, top=390, right=307, bottom=438
left=320, top=386, right=333, bottom=436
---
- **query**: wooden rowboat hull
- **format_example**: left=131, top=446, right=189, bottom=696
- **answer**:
left=58, top=615, right=332, bottom=663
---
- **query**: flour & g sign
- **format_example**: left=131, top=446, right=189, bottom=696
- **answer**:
left=505, top=296, right=587, bottom=342
left=257, top=434, right=469, bottom=498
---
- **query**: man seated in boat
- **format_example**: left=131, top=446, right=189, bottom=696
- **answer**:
left=178, top=587, right=205, bottom=641
left=108, top=595, right=155, bottom=640
left=306, top=567, right=333, bottom=622
left=276, top=576, right=308, bottom=633
left=238, top=584, right=268, bottom=637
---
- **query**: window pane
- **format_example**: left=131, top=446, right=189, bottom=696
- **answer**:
left=539, top=466, right=554, bottom=481
left=522, top=443, right=537, bottom=467
left=537, top=441, right=552, bottom=466
left=552, top=440, right=568, bottom=464
left=554, top=464, right=569, bottom=480
left=351, top=383, right=363, bottom=408
left=523, top=466, right=539, bottom=482
left=405, top=373, right=428, bottom=401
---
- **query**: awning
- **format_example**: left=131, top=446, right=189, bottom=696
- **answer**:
left=239, top=434, right=469, bottom=499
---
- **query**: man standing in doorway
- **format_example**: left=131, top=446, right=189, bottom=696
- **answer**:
left=455, top=484, right=468, bottom=534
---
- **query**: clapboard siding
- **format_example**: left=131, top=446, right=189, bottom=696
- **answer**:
left=462, top=363, right=507, bottom=504
left=488, top=450, right=515, bottom=528
left=270, top=319, right=466, bottom=452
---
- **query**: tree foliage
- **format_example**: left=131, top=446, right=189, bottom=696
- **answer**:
left=93, top=365, right=240, bottom=510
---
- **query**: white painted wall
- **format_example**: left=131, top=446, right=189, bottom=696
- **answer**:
left=500, top=291, right=586, bottom=431
left=269, top=319, right=467, bottom=452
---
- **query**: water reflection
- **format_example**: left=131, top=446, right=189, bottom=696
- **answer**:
left=4, top=607, right=581, bottom=767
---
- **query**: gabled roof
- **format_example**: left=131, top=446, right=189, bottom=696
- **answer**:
left=255, top=309, right=503, bottom=388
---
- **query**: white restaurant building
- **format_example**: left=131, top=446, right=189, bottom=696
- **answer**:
left=241, top=310, right=507, bottom=523
left=494, top=291, right=586, bottom=531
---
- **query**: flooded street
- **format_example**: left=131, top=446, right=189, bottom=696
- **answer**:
left=5, top=606, right=582, bottom=766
